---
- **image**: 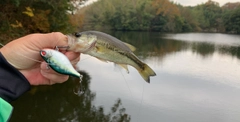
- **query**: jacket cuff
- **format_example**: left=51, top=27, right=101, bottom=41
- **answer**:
left=0, top=52, right=30, bottom=103
left=0, top=97, right=13, bottom=122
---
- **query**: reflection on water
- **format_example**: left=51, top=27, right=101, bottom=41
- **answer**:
left=11, top=32, right=240, bottom=122
left=110, top=31, right=240, bottom=60
left=11, top=71, right=131, bottom=122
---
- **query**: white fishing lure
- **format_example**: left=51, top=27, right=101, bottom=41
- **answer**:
left=40, top=49, right=80, bottom=77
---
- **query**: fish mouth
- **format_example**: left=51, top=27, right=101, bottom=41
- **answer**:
left=67, top=35, right=75, bottom=47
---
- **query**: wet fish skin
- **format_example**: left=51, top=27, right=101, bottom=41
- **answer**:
left=40, top=49, right=80, bottom=77
left=67, top=31, right=156, bottom=83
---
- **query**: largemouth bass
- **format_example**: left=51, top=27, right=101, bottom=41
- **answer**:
left=67, top=31, right=156, bottom=83
left=40, top=49, right=81, bottom=77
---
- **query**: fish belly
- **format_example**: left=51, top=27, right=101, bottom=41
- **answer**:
left=86, top=46, right=140, bottom=69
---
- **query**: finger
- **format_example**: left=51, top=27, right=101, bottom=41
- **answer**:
left=40, top=62, right=53, bottom=72
left=27, top=32, right=68, bottom=50
left=65, top=51, right=81, bottom=61
left=65, top=51, right=80, bottom=65
left=40, top=62, right=64, bottom=74
left=71, top=57, right=80, bottom=66
left=40, top=61, right=71, bottom=85
left=40, top=70, right=69, bottom=85
left=42, top=32, right=68, bottom=48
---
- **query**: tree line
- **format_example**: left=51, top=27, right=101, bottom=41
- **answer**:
left=1, top=0, right=240, bottom=42
left=79, top=0, right=240, bottom=34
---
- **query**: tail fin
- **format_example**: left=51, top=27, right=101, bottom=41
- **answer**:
left=138, top=64, right=156, bottom=83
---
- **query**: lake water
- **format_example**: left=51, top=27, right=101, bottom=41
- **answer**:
left=10, top=32, right=240, bottom=122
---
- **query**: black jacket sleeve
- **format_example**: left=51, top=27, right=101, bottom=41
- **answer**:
left=0, top=52, right=30, bottom=103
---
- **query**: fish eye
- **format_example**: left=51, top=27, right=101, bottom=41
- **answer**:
left=40, top=50, right=46, bottom=56
left=74, top=32, right=81, bottom=37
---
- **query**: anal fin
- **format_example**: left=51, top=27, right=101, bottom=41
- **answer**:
left=116, top=63, right=129, bottom=73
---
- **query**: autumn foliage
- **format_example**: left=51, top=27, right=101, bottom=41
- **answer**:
left=0, top=0, right=86, bottom=42
left=1, top=0, right=240, bottom=43
left=80, top=0, right=240, bottom=34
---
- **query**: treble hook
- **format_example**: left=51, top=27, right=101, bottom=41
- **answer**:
left=73, top=74, right=85, bottom=96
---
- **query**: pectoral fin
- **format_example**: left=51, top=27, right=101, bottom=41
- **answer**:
left=95, top=46, right=106, bottom=53
left=124, top=42, right=136, bottom=52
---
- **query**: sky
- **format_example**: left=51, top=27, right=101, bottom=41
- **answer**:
left=171, top=0, right=240, bottom=6
left=85, top=0, right=240, bottom=7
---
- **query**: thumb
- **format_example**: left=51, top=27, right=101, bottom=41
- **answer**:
left=27, top=32, right=69, bottom=51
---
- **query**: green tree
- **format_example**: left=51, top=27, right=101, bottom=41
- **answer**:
left=79, top=0, right=239, bottom=33
left=224, top=6, right=240, bottom=33
left=151, top=0, right=181, bottom=32
left=82, top=0, right=155, bottom=31
left=193, top=0, right=222, bottom=31
left=150, top=15, right=167, bottom=31
left=178, top=6, right=198, bottom=31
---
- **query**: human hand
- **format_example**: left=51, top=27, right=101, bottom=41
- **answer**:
left=0, top=32, right=80, bottom=85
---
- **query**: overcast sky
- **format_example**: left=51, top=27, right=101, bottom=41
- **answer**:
left=85, top=0, right=240, bottom=6
left=171, top=0, right=240, bottom=6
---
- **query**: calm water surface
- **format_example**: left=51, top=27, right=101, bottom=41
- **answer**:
left=10, top=32, right=240, bottom=122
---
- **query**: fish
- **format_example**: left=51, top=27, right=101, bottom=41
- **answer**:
left=40, top=49, right=81, bottom=77
left=67, top=31, right=156, bottom=83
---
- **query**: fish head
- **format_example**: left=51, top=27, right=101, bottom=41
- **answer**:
left=40, top=49, right=53, bottom=62
left=67, top=32, right=97, bottom=53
